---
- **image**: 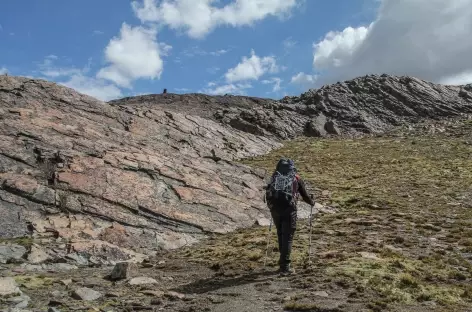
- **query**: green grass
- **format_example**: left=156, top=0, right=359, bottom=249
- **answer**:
left=14, top=275, right=56, bottom=289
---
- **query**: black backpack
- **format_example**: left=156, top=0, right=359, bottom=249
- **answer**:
left=266, top=158, right=298, bottom=208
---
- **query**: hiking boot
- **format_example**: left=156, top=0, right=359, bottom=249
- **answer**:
left=279, top=266, right=295, bottom=276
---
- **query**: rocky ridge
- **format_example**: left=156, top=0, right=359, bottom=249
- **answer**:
left=111, top=75, right=472, bottom=140
left=0, top=75, right=282, bottom=270
left=1, top=73, right=472, bottom=275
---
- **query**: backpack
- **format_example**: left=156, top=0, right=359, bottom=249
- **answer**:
left=266, top=158, right=299, bottom=209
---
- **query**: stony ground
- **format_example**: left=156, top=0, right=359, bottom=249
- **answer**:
left=2, top=119, right=472, bottom=312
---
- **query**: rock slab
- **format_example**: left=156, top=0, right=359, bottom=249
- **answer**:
left=0, top=75, right=279, bottom=263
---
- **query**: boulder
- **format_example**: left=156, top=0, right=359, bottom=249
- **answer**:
left=0, top=244, right=27, bottom=264
left=4, top=293, right=31, bottom=309
left=71, top=287, right=102, bottom=301
left=0, top=277, right=21, bottom=297
left=110, top=262, right=137, bottom=281
left=324, top=120, right=340, bottom=135
left=313, top=291, right=329, bottom=298
left=255, top=218, right=271, bottom=227
left=305, top=120, right=325, bottom=137
left=27, top=244, right=50, bottom=264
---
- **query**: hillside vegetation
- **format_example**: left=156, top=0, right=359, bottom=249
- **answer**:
left=171, top=119, right=472, bottom=311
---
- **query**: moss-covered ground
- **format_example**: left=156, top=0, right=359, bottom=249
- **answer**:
left=173, top=120, right=472, bottom=311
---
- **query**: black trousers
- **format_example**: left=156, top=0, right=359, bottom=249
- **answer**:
left=270, top=207, right=297, bottom=269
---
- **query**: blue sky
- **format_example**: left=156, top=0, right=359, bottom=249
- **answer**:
left=1, top=0, right=471, bottom=101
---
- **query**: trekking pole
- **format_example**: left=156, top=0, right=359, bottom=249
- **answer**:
left=262, top=190, right=271, bottom=268
left=263, top=219, right=272, bottom=268
left=308, top=194, right=315, bottom=264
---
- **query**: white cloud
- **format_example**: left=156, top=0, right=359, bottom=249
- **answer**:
left=291, top=72, right=317, bottom=88
left=37, top=55, right=86, bottom=78
left=40, top=64, right=83, bottom=78
left=202, top=82, right=252, bottom=95
left=313, top=25, right=371, bottom=69
left=132, top=0, right=299, bottom=39
left=312, top=0, right=472, bottom=85
left=225, top=49, right=278, bottom=83
left=262, top=77, right=282, bottom=92
left=62, top=74, right=123, bottom=101
left=31, top=56, right=122, bottom=101
left=97, top=23, right=166, bottom=88
left=440, top=71, right=472, bottom=86
left=41, top=68, right=82, bottom=78
left=93, top=30, right=104, bottom=35
left=0, top=67, right=8, bottom=75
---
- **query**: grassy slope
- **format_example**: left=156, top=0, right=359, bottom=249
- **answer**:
left=175, top=120, right=472, bottom=311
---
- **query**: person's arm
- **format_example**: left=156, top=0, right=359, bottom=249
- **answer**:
left=297, top=176, right=315, bottom=206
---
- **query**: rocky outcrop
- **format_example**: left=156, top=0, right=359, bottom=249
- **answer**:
left=2, top=74, right=471, bottom=265
left=111, top=75, right=472, bottom=140
left=0, top=76, right=281, bottom=264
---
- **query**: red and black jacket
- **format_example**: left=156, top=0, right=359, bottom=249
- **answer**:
left=292, top=174, right=315, bottom=208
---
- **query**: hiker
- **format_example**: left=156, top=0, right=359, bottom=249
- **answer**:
left=265, top=158, right=314, bottom=275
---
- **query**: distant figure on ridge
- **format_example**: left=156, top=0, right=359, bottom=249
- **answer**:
left=163, top=88, right=167, bottom=94
left=265, top=158, right=315, bottom=275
